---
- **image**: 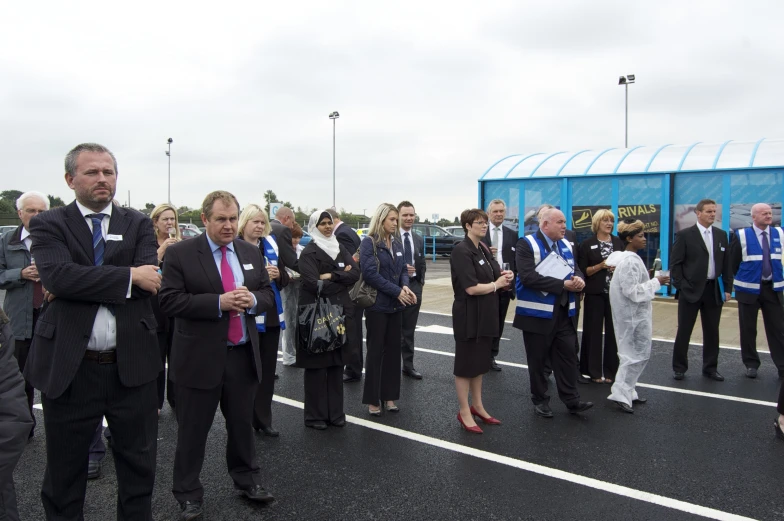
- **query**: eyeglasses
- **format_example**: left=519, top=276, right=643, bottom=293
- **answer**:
left=472, top=221, right=488, bottom=226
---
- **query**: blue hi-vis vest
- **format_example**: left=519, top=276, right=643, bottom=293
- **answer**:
left=515, top=234, right=576, bottom=319
left=734, top=226, right=784, bottom=294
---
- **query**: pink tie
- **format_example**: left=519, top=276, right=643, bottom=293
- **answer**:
left=220, top=246, right=243, bottom=345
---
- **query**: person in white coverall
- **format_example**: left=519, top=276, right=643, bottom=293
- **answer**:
left=606, top=219, right=670, bottom=413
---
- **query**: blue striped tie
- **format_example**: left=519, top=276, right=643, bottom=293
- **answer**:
left=87, top=214, right=106, bottom=266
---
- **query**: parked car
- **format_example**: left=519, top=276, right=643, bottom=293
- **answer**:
left=444, top=226, right=465, bottom=238
left=0, top=225, right=17, bottom=237
left=179, top=227, right=202, bottom=240
left=179, top=222, right=200, bottom=233
left=299, top=231, right=312, bottom=246
left=412, top=223, right=461, bottom=255
left=356, top=228, right=369, bottom=237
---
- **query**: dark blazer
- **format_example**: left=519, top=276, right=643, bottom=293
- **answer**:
left=482, top=224, right=519, bottom=275
left=512, top=230, right=584, bottom=335
left=159, top=233, right=275, bottom=390
left=578, top=234, right=626, bottom=295
left=271, top=220, right=298, bottom=273
left=671, top=224, right=733, bottom=304
left=25, top=202, right=161, bottom=399
left=399, top=228, right=426, bottom=286
left=451, top=238, right=501, bottom=341
left=564, top=229, right=580, bottom=269
left=360, top=236, right=409, bottom=314
left=730, top=228, right=782, bottom=305
left=334, top=223, right=361, bottom=256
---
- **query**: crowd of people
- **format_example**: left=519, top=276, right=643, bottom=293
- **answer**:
left=0, top=143, right=783, bottom=520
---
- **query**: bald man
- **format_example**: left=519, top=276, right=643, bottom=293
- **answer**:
left=730, top=203, right=784, bottom=379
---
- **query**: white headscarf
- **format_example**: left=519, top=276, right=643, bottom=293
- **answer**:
left=308, top=209, right=341, bottom=260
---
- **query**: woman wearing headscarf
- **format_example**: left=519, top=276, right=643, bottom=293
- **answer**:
left=578, top=209, right=624, bottom=384
left=150, top=203, right=181, bottom=412
left=605, top=219, right=669, bottom=413
left=298, top=210, right=359, bottom=429
left=238, top=204, right=289, bottom=436
left=360, top=203, right=417, bottom=416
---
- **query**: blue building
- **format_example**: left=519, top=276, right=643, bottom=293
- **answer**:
left=478, top=139, right=784, bottom=287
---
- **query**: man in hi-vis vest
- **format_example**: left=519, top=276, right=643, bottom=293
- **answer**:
left=513, top=208, right=593, bottom=418
left=730, top=203, right=784, bottom=379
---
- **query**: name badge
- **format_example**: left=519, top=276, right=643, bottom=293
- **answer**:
left=775, top=238, right=781, bottom=243
left=511, top=247, right=515, bottom=251
left=266, top=249, right=275, bottom=255
left=777, top=248, right=782, bottom=253
left=479, top=259, right=485, bottom=265
left=106, top=234, right=123, bottom=241
left=243, top=263, right=254, bottom=270
left=338, top=262, right=345, bottom=267
left=591, top=244, right=598, bottom=249
left=720, top=246, right=725, bottom=251
left=396, top=251, right=403, bottom=257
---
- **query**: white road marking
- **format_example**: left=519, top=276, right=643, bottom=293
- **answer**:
left=271, top=395, right=756, bottom=521
left=416, top=324, right=509, bottom=340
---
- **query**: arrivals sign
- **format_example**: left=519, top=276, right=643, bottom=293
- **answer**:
left=571, top=205, right=660, bottom=233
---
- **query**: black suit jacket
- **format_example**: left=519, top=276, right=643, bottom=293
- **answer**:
left=578, top=234, right=626, bottom=295
left=159, top=233, right=275, bottom=390
left=271, top=220, right=298, bottom=273
left=334, top=223, right=361, bottom=255
left=729, top=228, right=783, bottom=305
left=25, top=202, right=161, bottom=399
left=482, top=225, right=518, bottom=275
left=400, top=228, right=426, bottom=287
left=671, top=224, right=733, bottom=304
left=512, top=230, right=584, bottom=335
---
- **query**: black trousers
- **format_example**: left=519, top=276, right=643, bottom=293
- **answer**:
left=12, top=337, right=36, bottom=436
left=173, top=343, right=260, bottom=503
left=523, top=303, right=580, bottom=408
left=580, top=293, right=619, bottom=379
left=363, top=310, right=402, bottom=405
left=41, top=359, right=158, bottom=521
left=738, top=283, right=784, bottom=371
left=155, top=329, right=175, bottom=410
left=344, top=306, right=365, bottom=378
left=304, top=366, right=345, bottom=425
left=401, top=280, right=423, bottom=371
left=492, top=291, right=512, bottom=358
left=672, top=280, right=722, bottom=373
left=253, top=326, right=280, bottom=430
left=778, top=380, right=784, bottom=415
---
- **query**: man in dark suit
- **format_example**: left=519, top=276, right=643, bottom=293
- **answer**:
left=671, top=198, right=733, bottom=381
left=0, top=191, right=48, bottom=440
left=325, top=210, right=367, bottom=382
left=26, top=143, right=163, bottom=520
left=272, top=206, right=299, bottom=367
left=271, top=206, right=298, bottom=274
left=513, top=208, right=593, bottom=418
left=730, top=203, right=784, bottom=379
left=160, top=191, right=276, bottom=520
left=398, top=201, right=426, bottom=379
left=482, top=199, right=517, bottom=371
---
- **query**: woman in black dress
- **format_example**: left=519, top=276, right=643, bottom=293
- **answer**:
left=298, top=210, right=359, bottom=429
left=451, top=208, right=513, bottom=433
left=578, top=209, right=624, bottom=383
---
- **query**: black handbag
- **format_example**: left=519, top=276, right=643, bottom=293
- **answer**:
left=350, top=239, right=378, bottom=308
left=298, top=280, right=347, bottom=354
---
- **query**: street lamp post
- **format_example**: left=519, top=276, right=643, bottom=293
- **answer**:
left=328, top=111, right=340, bottom=208
left=165, top=138, right=173, bottom=204
left=618, top=75, right=635, bottom=148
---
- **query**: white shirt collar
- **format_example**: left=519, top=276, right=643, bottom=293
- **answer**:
left=752, top=223, right=768, bottom=236
left=20, top=227, right=30, bottom=241
left=206, top=234, right=234, bottom=254
left=696, top=222, right=711, bottom=235
left=76, top=200, right=113, bottom=218
left=400, top=227, right=413, bottom=236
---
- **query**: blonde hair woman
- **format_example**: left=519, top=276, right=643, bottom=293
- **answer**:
left=149, top=203, right=181, bottom=411
left=360, top=203, right=417, bottom=416
left=237, top=204, right=288, bottom=437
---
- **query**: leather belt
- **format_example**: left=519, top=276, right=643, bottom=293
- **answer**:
left=84, top=350, right=117, bottom=364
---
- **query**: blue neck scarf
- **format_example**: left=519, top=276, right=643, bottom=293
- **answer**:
left=255, top=236, right=286, bottom=332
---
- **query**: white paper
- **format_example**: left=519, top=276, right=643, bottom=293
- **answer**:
left=535, top=251, right=573, bottom=280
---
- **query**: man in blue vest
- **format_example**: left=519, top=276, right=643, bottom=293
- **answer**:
left=513, top=208, right=593, bottom=418
left=730, top=203, right=784, bottom=379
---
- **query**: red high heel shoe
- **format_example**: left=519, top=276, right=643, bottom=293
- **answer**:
left=470, top=406, right=501, bottom=425
left=457, top=412, right=483, bottom=434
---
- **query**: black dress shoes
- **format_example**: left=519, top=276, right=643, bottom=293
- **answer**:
left=254, top=424, right=279, bottom=437
left=568, top=401, right=594, bottom=414
left=702, top=371, right=725, bottom=381
left=577, top=374, right=591, bottom=384
left=534, top=403, right=553, bottom=418
left=238, top=484, right=275, bottom=504
left=306, top=421, right=328, bottom=430
left=331, top=418, right=347, bottom=427
left=179, top=500, right=204, bottom=521
left=775, top=418, right=784, bottom=441
left=632, top=397, right=647, bottom=404
left=490, top=358, right=502, bottom=371
left=673, top=372, right=685, bottom=380
left=87, top=460, right=101, bottom=480
left=402, top=367, right=423, bottom=379
left=612, top=400, right=634, bottom=414
left=343, top=373, right=361, bottom=383
left=746, top=367, right=758, bottom=379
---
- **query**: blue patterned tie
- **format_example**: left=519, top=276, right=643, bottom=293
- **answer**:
left=87, top=214, right=106, bottom=266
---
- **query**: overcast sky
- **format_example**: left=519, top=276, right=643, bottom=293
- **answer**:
left=2, top=1, right=782, bottom=221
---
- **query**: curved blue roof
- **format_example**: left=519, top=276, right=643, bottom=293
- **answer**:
left=480, top=139, right=784, bottom=180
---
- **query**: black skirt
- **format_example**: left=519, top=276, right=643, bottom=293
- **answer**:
left=453, top=337, right=493, bottom=378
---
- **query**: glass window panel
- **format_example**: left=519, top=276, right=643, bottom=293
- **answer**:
left=615, top=146, right=656, bottom=174
left=559, top=150, right=600, bottom=177
left=752, top=139, right=784, bottom=168
left=619, top=175, right=663, bottom=270
left=680, top=143, right=722, bottom=171
left=586, top=149, right=626, bottom=175
left=674, top=174, right=723, bottom=204
left=530, top=152, right=570, bottom=178
left=729, top=171, right=783, bottom=231
left=714, top=141, right=756, bottom=170
left=571, top=178, right=612, bottom=206
left=506, top=154, right=547, bottom=179
left=647, top=144, right=694, bottom=172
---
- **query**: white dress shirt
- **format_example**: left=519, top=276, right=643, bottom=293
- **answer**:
left=696, top=222, right=715, bottom=280
left=489, top=223, right=504, bottom=267
left=20, top=227, right=32, bottom=253
left=753, top=223, right=773, bottom=281
left=76, top=201, right=133, bottom=352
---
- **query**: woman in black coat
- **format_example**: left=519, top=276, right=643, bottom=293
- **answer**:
left=578, top=209, right=625, bottom=383
left=297, top=210, right=359, bottom=430
left=451, top=209, right=512, bottom=433
left=360, top=203, right=417, bottom=416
